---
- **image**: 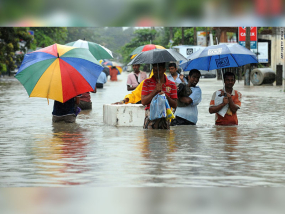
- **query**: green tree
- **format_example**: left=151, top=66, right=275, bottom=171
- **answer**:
left=0, top=27, right=34, bottom=75
left=30, top=27, right=68, bottom=48
left=119, top=28, right=158, bottom=63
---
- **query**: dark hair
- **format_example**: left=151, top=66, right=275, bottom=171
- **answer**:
left=168, top=63, right=176, bottom=68
left=189, top=69, right=201, bottom=77
left=223, top=72, right=235, bottom=81
left=152, top=62, right=166, bottom=68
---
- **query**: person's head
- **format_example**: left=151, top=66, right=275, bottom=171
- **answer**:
left=188, top=69, right=201, bottom=87
left=152, top=63, right=166, bottom=79
left=132, top=64, right=140, bottom=73
left=168, top=63, right=177, bottom=76
left=223, top=72, right=235, bottom=89
left=111, top=66, right=116, bottom=69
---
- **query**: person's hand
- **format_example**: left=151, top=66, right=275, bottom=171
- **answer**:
left=155, top=83, right=162, bottom=93
left=223, top=97, right=229, bottom=105
left=112, top=100, right=125, bottom=105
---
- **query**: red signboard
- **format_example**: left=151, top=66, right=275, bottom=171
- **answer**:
left=238, top=27, right=257, bottom=42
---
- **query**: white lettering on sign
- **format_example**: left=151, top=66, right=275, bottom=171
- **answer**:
left=240, top=32, right=255, bottom=37
left=208, top=48, right=222, bottom=55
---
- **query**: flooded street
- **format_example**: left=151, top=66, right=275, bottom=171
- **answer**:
left=1, top=72, right=285, bottom=187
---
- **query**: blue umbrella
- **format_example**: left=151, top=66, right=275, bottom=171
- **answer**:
left=180, top=43, right=258, bottom=71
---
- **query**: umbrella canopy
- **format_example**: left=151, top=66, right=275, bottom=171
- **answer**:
left=15, top=44, right=103, bottom=103
left=180, top=43, right=258, bottom=71
left=99, top=59, right=110, bottom=65
left=128, top=49, right=187, bottom=65
left=65, top=39, right=113, bottom=60
left=103, top=61, right=122, bottom=75
left=130, top=44, right=165, bottom=59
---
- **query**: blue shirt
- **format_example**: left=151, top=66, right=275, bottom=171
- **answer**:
left=174, top=85, right=202, bottom=124
left=167, top=73, right=187, bottom=84
left=97, top=71, right=107, bottom=84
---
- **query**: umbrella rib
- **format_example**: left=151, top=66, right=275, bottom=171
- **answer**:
left=208, top=56, right=212, bottom=71
left=231, top=54, right=240, bottom=67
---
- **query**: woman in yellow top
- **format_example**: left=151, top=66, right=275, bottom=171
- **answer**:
left=113, top=71, right=153, bottom=104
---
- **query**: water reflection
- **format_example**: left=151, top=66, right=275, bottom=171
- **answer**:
left=34, top=123, right=91, bottom=185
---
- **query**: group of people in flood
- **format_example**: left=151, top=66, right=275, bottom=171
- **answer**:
left=52, top=61, right=241, bottom=129
left=114, top=62, right=241, bottom=129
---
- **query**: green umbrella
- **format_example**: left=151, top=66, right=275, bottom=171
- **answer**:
left=65, top=39, right=113, bottom=60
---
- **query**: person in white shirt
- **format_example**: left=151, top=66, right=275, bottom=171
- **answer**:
left=171, top=69, right=202, bottom=126
left=167, top=63, right=187, bottom=85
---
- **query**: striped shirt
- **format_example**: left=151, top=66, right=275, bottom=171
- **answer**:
left=210, top=89, right=242, bottom=125
left=142, top=75, right=177, bottom=110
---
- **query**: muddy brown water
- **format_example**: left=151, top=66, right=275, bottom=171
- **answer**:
left=1, top=72, right=285, bottom=187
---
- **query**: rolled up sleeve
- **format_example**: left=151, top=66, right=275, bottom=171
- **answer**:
left=190, top=87, right=202, bottom=106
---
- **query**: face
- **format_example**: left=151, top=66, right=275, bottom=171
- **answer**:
left=188, top=72, right=201, bottom=87
left=169, top=66, right=177, bottom=76
left=152, top=64, right=166, bottom=79
left=224, top=76, right=235, bottom=89
left=132, top=64, right=140, bottom=72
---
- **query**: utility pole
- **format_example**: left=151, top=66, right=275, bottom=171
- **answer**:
left=244, top=27, right=251, bottom=85
left=193, top=27, right=197, bottom=45
left=181, top=27, right=185, bottom=45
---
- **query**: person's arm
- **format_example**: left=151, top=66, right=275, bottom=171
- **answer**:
left=227, top=93, right=239, bottom=113
left=209, top=96, right=228, bottom=114
left=112, top=98, right=129, bottom=105
left=127, top=85, right=137, bottom=91
left=141, top=83, right=162, bottom=106
left=179, top=87, right=202, bottom=106
left=179, top=96, right=192, bottom=105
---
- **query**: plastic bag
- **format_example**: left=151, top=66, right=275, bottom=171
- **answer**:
left=149, top=94, right=167, bottom=120
left=165, top=99, right=175, bottom=120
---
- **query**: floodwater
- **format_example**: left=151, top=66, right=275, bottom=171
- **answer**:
left=1, top=72, right=285, bottom=188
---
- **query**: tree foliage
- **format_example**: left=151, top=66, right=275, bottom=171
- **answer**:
left=30, top=27, right=68, bottom=48
left=0, top=27, right=34, bottom=75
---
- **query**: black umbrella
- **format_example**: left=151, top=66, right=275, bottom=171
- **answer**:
left=102, top=66, right=110, bottom=76
left=127, top=49, right=187, bottom=65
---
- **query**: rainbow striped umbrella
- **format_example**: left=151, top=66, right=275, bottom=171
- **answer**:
left=103, top=61, right=122, bottom=75
left=15, top=44, right=103, bottom=103
left=130, top=44, right=165, bottom=59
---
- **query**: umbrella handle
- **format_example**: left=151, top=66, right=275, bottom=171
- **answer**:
left=157, top=63, right=160, bottom=83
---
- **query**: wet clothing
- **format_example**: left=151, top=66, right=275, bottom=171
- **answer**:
left=52, top=96, right=80, bottom=123
left=141, top=75, right=177, bottom=129
left=96, top=83, right=103, bottom=88
left=78, top=92, right=92, bottom=110
left=170, top=116, right=195, bottom=126
left=96, top=72, right=107, bottom=88
left=141, top=75, right=177, bottom=110
left=174, top=85, right=202, bottom=125
left=52, top=114, right=76, bottom=123
left=143, top=109, right=170, bottom=129
left=109, top=68, right=118, bottom=81
left=210, top=89, right=242, bottom=125
left=127, top=71, right=147, bottom=88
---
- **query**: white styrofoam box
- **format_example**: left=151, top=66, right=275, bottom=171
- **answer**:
left=103, top=104, right=145, bottom=126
